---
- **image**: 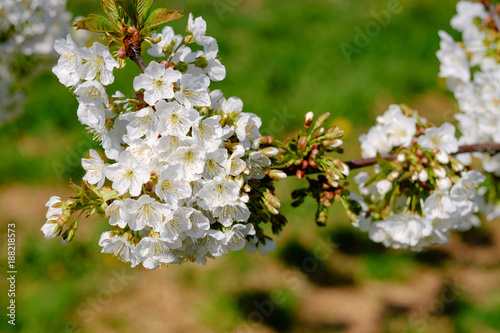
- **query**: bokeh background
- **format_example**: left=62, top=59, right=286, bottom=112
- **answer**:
left=1, top=0, right=500, bottom=332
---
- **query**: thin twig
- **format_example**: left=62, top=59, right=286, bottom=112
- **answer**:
left=489, top=3, right=500, bottom=31
left=346, top=143, right=500, bottom=170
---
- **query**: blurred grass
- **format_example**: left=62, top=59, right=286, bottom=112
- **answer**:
left=3, top=0, right=500, bottom=333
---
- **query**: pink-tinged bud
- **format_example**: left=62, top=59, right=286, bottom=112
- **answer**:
left=300, top=159, right=308, bottom=170
left=131, top=32, right=141, bottom=42
left=257, top=135, right=276, bottom=145
left=120, top=24, right=127, bottom=34
left=304, top=111, right=314, bottom=129
left=309, top=158, right=318, bottom=168
left=127, top=26, right=139, bottom=35
left=298, top=138, right=307, bottom=150
left=117, top=47, right=126, bottom=59
left=296, top=169, right=305, bottom=180
left=324, top=191, right=334, bottom=201
left=160, top=60, right=170, bottom=68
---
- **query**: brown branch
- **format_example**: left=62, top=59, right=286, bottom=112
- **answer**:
left=130, top=49, right=146, bottom=72
left=346, top=143, right=500, bottom=170
left=282, top=143, right=500, bottom=176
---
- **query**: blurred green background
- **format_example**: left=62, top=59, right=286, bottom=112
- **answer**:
left=2, top=0, right=500, bottom=332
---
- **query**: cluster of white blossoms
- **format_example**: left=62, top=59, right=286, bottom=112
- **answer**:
left=353, top=169, right=485, bottom=251
left=359, top=104, right=459, bottom=160
left=437, top=1, right=500, bottom=174
left=353, top=105, right=487, bottom=250
left=43, top=14, right=280, bottom=268
left=0, top=0, right=71, bottom=55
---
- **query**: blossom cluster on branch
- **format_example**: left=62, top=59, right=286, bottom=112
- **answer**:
left=348, top=0, right=500, bottom=250
left=42, top=6, right=285, bottom=268
left=41, top=0, right=500, bottom=269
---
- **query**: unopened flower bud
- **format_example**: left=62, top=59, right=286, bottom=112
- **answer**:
left=257, top=135, right=276, bottom=145
left=329, top=139, right=343, bottom=148
left=239, top=193, right=249, bottom=203
left=418, top=169, right=429, bottom=182
left=261, top=147, right=279, bottom=157
left=269, top=170, right=287, bottom=181
left=127, top=26, right=139, bottom=35
left=314, top=127, right=325, bottom=138
left=315, top=206, right=329, bottom=226
left=264, top=192, right=281, bottom=209
left=298, top=138, right=307, bottom=151
left=314, top=112, right=330, bottom=129
left=117, top=47, right=126, bottom=59
left=304, top=111, right=314, bottom=129
left=434, top=166, right=446, bottom=178
left=264, top=200, right=280, bottom=215
left=296, top=169, right=305, bottom=180
left=61, top=229, right=75, bottom=245
left=308, top=158, right=318, bottom=168
left=338, top=162, right=350, bottom=176
left=346, top=210, right=359, bottom=222
left=184, top=34, right=195, bottom=44
left=324, top=191, right=334, bottom=201
left=326, top=175, right=339, bottom=188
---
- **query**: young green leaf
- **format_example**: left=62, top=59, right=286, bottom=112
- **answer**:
left=375, top=152, right=398, bottom=172
left=73, top=14, right=118, bottom=33
left=137, top=0, right=155, bottom=26
left=100, top=0, right=120, bottom=23
left=116, top=0, right=138, bottom=26
left=141, top=8, right=183, bottom=33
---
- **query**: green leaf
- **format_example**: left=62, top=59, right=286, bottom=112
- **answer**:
left=141, top=8, right=183, bottom=33
left=73, top=14, right=117, bottom=33
left=364, top=171, right=388, bottom=187
left=137, top=0, right=155, bottom=26
left=100, top=0, right=120, bottom=23
left=116, top=0, right=138, bottom=26
left=375, top=152, right=398, bottom=172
